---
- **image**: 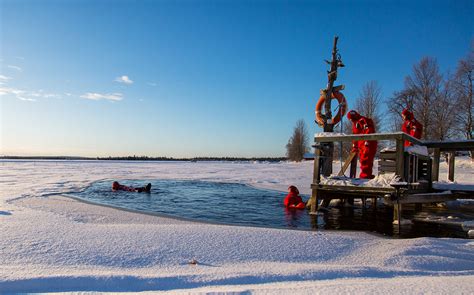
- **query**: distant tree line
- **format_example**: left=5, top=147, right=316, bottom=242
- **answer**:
left=97, top=156, right=181, bottom=161
left=97, top=156, right=286, bottom=162
left=0, top=156, right=93, bottom=160
left=1, top=155, right=286, bottom=162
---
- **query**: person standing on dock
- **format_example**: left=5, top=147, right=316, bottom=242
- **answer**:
left=401, top=109, right=423, bottom=146
left=347, top=110, right=377, bottom=179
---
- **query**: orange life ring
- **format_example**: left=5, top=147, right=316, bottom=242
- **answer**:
left=315, top=91, right=347, bottom=126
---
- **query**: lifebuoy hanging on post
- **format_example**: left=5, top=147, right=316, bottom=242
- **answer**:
left=315, top=91, right=347, bottom=126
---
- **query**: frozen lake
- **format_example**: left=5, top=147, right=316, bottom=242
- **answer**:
left=1, top=159, right=474, bottom=293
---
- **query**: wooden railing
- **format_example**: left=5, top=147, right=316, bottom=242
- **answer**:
left=314, top=132, right=421, bottom=181
left=422, top=140, right=474, bottom=182
left=313, top=132, right=474, bottom=183
left=311, top=132, right=474, bottom=214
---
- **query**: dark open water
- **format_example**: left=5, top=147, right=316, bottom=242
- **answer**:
left=70, top=179, right=474, bottom=238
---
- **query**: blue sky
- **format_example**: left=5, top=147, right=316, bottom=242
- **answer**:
left=1, top=0, right=473, bottom=157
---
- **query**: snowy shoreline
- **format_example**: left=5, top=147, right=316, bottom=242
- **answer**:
left=1, top=160, right=474, bottom=293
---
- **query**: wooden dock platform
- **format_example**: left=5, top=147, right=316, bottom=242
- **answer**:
left=309, top=132, right=474, bottom=225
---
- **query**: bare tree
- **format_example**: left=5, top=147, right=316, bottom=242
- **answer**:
left=286, top=119, right=309, bottom=162
left=355, top=81, right=383, bottom=131
left=452, top=45, right=474, bottom=158
left=407, top=57, right=443, bottom=139
left=387, top=88, right=416, bottom=132
left=431, top=79, right=457, bottom=140
left=386, top=57, right=456, bottom=140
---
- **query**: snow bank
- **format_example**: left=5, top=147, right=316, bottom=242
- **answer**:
left=1, top=160, right=473, bottom=293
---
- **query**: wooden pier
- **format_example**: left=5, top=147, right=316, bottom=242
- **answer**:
left=309, top=132, right=474, bottom=225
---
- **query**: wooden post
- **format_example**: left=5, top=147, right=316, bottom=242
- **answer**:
left=390, top=184, right=406, bottom=228
left=321, top=143, right=334, bottom=177
left=309, top=146, right=322, bottom=214
left=448, top=152, right=455, bottom=182
left=394, top=199, right=402, bottom=230
left=432, top=148, right=440, bottom=181
left=337, top=151, right=357, bottom=176
left=372, top=197, right=377, bottom=209
left=395, top=138, right=405, bottom=181
left=350, top=154, right=358, bottom=178
left=428, top=157, right=433, bottom=190
left=320, top=36, right=344, bottom=177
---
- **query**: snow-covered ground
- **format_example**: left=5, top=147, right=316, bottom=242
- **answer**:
left=1, top=159, right=473, bottom=293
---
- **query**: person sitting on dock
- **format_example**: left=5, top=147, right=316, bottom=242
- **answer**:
left=347, top=110, right=377, bottom=179
left=283, top=185, right=305, bottom=209
left=401, top=108, right=423, bottom=146
left=112, top=181, right=151, bottom=193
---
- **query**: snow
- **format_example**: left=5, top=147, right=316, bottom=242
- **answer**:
left=434, top=156, right=474, bottom=191
left=381, top=147, right=396, bottom=152
left=314, top=132, right=347, bottom=137
left=380, top=144, right=430, bottom=157
left=320, top=173, right=398, bottom=188
left=324, top=155, right=473, bottom=191
left=392, top=218, right=413, bottom=225
left=1, top=159, right=474, bottom=293
left=405, top=145, right=429, bottom=156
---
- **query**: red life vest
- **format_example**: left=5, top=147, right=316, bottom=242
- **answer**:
left=402, top=110, right=423, bottom=146
left=351, top=115, right=376, bottom=151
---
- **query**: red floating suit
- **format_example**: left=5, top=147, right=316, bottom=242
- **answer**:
left=112, top=181, right=137, bottom=192
left=347, top=110, right=378, bottom=179
left=401, top=109, right=423, bottom=146
left=284, top=185, right=305, bottom=209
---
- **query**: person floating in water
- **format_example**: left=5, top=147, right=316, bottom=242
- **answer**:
left=112, top=181, right=151, bottom=193
left=283, top=185, right=305, bottom=209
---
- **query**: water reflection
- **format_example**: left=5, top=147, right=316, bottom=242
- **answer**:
left=284, top=208, right=306, bottom=228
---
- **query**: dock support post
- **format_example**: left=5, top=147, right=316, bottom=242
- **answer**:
left=350, top=154, right=358, bottom=178
left=309, top=146, right=322, bottom=214
left=394, top=200, right=402, bottom=231
left=395, top=138, right=405, bottom=181
left=448, top=152, right=455, bottom=182
left=391, top=184, right=406, bottom=232
left=432, top=148, right=440, bottom=182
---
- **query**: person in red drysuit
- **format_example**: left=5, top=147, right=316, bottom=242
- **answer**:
left=283, top=185, right=305, bottom=209
left=401, top=109, right=423, bottom=146
left=112, top=181, right=152, bottom=193
left=347, top=110, right=378, bottom=179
